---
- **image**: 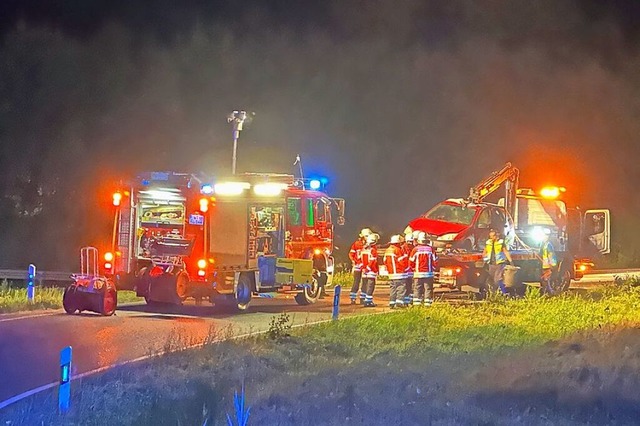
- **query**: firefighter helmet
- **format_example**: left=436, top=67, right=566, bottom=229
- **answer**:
left=390, top=234, right=402, bottom=244
left=366, top=233, right=379, bottom=244
left=360, top=228, right=372, bottom=238
left=404, top=233, right=414, bottom=242
left=417, top=232, right=428, bottom=244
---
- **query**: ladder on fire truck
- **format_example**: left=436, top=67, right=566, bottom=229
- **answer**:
left=467, top=162, right=520, bottom=217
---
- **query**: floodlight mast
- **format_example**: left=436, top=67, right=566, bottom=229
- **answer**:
left=227, top=110, right=250, bottom=175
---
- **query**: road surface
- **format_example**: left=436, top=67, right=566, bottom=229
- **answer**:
left=0, top=269, right=636, bottom=408
left=0, top=288, right=394, bottom=406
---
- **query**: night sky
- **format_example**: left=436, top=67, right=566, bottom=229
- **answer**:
left=1, top=0, right=640, bottom=269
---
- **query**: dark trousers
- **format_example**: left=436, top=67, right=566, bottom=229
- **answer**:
left=413, top=277, right=434, bottom=302
left=350, top=270, right=364, bottom=300
left=404, top=276, right=413, bottom=301
left=389, top=279, right=406, bottom=305
left=363, top=277, right=376, bottom=303
left=484, top=263, right=507, bottom=295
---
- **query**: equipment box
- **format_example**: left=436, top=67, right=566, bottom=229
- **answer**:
left=276, top=258, right=313, bottom=285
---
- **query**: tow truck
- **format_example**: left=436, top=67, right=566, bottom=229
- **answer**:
left=107, top=171, right=345, bottom=309
left=407, top=163, right=610, bottom=294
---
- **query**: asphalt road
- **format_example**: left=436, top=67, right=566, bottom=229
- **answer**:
left=0, top=269, right=637, bottom=408
left=0, top=288, right=394, bottom=405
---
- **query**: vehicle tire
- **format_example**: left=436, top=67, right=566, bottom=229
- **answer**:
left=62, top=285, right=78, bottom=314
left=144, top=296, right=158, bottom=306
left=235, top=274, right=252, bottom=311
left=175, top=272, right=189, bottom=302
left=295, top=271, right=321, bottom=305
left=102, top=288, right=117, bottom=316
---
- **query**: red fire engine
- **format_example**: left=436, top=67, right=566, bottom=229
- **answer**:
left=107, top=171, right=345, bottom=309
left=407, top=163, right=610, bottom=294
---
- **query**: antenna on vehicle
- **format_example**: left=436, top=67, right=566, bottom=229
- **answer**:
left=293, top=154, right=305, bottom=187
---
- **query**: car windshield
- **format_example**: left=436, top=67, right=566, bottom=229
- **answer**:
left=423, top=203, right=477, bottom=225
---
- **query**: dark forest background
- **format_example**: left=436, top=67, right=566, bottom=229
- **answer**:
left=1, top=0, right=639, bottom=270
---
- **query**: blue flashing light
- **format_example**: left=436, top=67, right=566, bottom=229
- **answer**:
left=141, top=179, right=150, bottom=186
left=200, top=183, right=214, bottom=195
left=309, top=179, right=321, bottom=190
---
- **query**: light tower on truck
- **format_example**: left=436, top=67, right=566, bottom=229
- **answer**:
left=227, top=110, right=254, bottom=175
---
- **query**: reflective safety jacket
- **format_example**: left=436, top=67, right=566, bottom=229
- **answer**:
left=402, top=242, right=415, bottom=275
left=540, top=241, right=558, bottom=269
left=483, top=239, right=507, bottom=264
left=349, top=239, right=364, bottom=271
left=384, top=244, right=408, bottom=280
left=361, top=245, right=379, bottom=279
left=409, top=244, right=437, bottom=278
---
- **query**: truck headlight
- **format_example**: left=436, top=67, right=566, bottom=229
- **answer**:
left=438, top=233, right=458, bottom=241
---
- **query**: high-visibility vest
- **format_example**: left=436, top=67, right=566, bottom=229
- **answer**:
left=383, top=245, right=408, bottom=280
left=483, top=239, right=507, bottom=264
left=540, top=241, right=558, bottom=269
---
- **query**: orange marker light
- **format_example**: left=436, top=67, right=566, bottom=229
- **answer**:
left=314, top=248, right=322, bottom=255
left=112, top=192, right=122, bottom=206
left=579, top=264, right=587, bottom=272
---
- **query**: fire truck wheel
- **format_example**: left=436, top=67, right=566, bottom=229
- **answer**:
left=175, top=272, right=189, bottom=302
left=295, top=273, right=320, bottom=305
left=235, top=275, right=252, bottom=311
left=102, top=288, right=117, bottom=316
left=62, top=286, right=78, bottom=314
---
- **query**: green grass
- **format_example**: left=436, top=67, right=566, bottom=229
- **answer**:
left=5, top=284, right=640, bottom=425
left=302, top=286, right=640, bottom=356
left=0, top=281, right=142, bottom=314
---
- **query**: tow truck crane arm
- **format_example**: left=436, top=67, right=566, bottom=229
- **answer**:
left=467, top=162, right=519, bottom=217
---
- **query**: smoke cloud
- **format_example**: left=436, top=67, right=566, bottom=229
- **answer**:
left=1, top=0, right=639, bottom=268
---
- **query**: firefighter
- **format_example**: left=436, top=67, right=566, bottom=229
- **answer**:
left=349, top=228, right=371, bottom=304
left=482, top=229, right=513, bottom=297
left=539, top=228, right=558, bottom=295
left=384, top=234, right=408, bottom=308
left=410, top=232, right=437, bottom=306
left=361, top=232, right=379, bottom=307
left=401, top=232, right=415, bottom=305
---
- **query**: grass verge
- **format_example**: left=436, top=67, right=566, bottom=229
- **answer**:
left=0, top=281, right=142, bottom=314
left=3, top=284, right=640, bottom=425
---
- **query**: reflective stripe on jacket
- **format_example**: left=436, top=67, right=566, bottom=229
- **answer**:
left=361, top=245, right=378, bottom=278
left=349, top=240, right=364, bottom=271
left=409, top=244, right=437, bottom=278
left=540, top=241, right=558, bottom=269
left=483, top=239, right=507, bottom=264
left=384, top=245, right=408, bottom=280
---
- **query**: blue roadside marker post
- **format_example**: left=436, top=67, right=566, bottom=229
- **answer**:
left=26, top=264, right=36, bottom=303
left=59, top=346, right=72, bottom=414
left=332, top=285, right=341, bottom=321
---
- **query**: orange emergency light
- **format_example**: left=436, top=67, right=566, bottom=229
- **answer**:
left=539, top=186, right=566, bottom=199
left=199, top=197, right=209, bottom=213
left=112, top=192, right=123, bottom=206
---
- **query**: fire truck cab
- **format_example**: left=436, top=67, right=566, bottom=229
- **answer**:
left=109, top=171, right=345, bottom=309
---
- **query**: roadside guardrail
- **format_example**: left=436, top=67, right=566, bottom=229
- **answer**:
left=0, top=269, right=75, bottom=285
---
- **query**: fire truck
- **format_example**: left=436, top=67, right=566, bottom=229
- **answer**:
left=407, top=163, right=610, bottom=294
left=107, top=171, right=345, bottom=309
